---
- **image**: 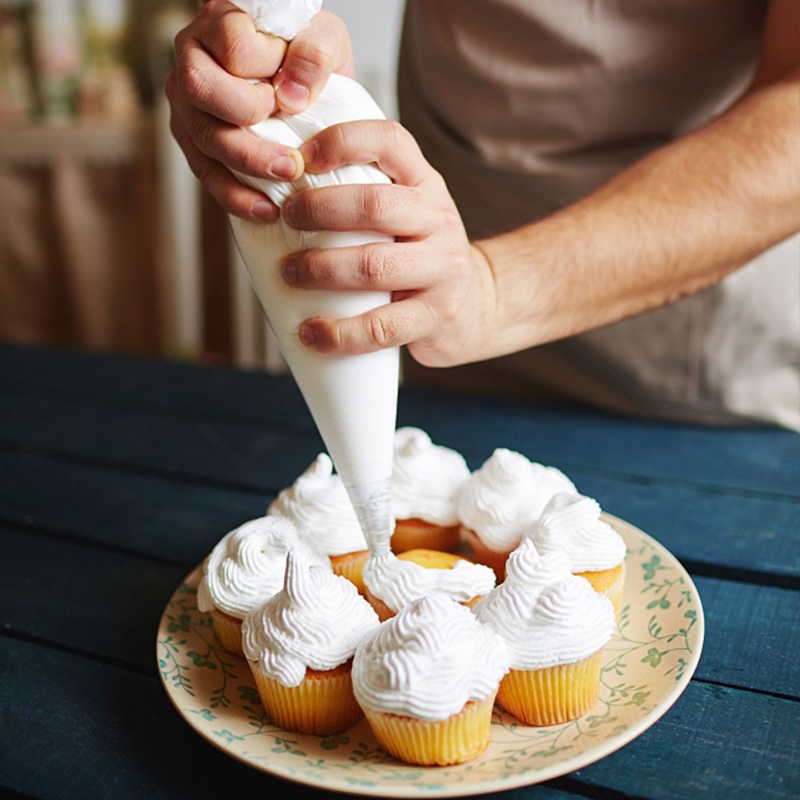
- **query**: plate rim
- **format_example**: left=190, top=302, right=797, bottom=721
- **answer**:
left=156, top=514, right=705, bottom=797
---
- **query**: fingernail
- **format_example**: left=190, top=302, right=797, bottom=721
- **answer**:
left=299, top=139, right=318, bottom=166
left=299, top=323, right=316, bottom=345
left=283, top=198, right=296, bottom=226
left=251, top=200, right=277, bottom=222
left=282, top=256, right=297, bottom=285
left=269, top=153, right=301, bottom=180
left=276, top=80, right=310, bottom=112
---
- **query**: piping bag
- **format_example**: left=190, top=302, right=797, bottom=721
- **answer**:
left=227, top=1, right=397, bottom=555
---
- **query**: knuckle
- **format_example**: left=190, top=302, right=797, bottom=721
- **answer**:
left=360, top=187, right=391, bottom=225
left=289, top=39, right=337, bottom=76
left=175, top=57, right=213, bottom=107
left=367, top=315, right=397, bottom=348
left=217, top=37, right=252, bottom=76
left=358, top=245, right=388, bottom=283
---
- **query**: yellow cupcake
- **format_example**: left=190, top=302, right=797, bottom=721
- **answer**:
left=250, top=659, right=362, bottom=735
left=495, top=651, right=603, bottom=727
left=529, top=493, right=628, bottom=619
left=457, top=448, right=577, bottom=582
left=474, top=539, right=616, bottom=726
left=363, top=548, right=492, bottom=621
left=391, top=518, right=461, bottom=555
left=328, top=549, right=370, bottom=594
left=353, top=595, right=510, bottom=766
left=267, top=454, right=374, bottom=595
left=208, top=608, right=246, bottom=656
left=243, top=548, right=380, bottom=735
left=361, top=693, right=497, bottom=766
left=197, top=515, right=330, bottom=656
left=390, top=427, right=470, bottom=556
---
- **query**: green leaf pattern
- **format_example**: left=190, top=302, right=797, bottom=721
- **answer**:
left=156, top=522, right=702, bottom=793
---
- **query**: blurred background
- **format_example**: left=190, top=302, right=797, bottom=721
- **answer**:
left=0, top=0, right=404, bottom=369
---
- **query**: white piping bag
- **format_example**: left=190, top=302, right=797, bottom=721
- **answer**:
left=227, top=1, right=397, bottom=554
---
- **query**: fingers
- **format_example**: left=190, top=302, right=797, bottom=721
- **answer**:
left=299, top=300, right=441, bottom=354
left=300, top=119, right=432, bottom=187
left=173, top=1, right=286, bottom=127
left=274, top=11, right=356, bottom=114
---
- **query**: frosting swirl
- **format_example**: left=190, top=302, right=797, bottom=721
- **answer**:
left=242, top=548, right=380, bottom=687
left=268, top=453, right=370, bottom=556
left=391, top=427, right=471, bottom=525
left=457, top=448, right=576, bottom=553
left=353, top=594, right=510, bottom=720
left=197, top=515, right=328, bottom=619
left=475, top=565, right=616, bottom=670
left=473, top=538, right=573, bottom=621
left=363, top=551, right=496, bottom=613
left=528, top=492, right=627, bottom=571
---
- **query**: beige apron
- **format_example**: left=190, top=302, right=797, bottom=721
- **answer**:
left=397, top=0, right=800, bottom=429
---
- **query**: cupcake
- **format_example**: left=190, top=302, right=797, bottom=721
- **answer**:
left=353, top=593, right=510, bottom=765
left=197, top=514, right=329, bottom=656
left=458, top=448, right=576, bottom=580
left=390, top=427, right=471, bottom=554
left=268, top=453, right=376, bottom=592
left=362, top=547, right=496, bottom=622
left=242, top=547, right=381, bottom=735
left=474, top=538, right=616, bottom=726
left=528, top=492, right=627, bottom=617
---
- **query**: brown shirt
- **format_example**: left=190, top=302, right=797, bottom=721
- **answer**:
left=397, top=0, right=800, bottom=429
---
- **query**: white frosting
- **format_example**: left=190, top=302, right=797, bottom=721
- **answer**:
left=474, top=538, right=573, bottom=619
left=528, top=493, right=627, bottom=572
left=353, top=594, right=510, bottom=721
left=268, top=453, right=370, bottom=557
left=242, top=548, right=380, bottom=686
left=229, top=71, right=399, bottom=552
left=475, top=542, right=616, bottom=670
left=363, top=550, right=495, bottom=614
left=229, top=0, right=322, bottom=40
left=457, top=448, right=576, bottom=553
left=391, top=427, right=471, bottom=525
left=197, top=515, right=328, bottom=619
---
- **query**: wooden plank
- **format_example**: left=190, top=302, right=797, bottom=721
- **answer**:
left=1, top=446, right=797, bottom=584
left=3, top=343, right=799, bottom=499
left=0, top=342, right=313, bottom=432
left=1, top=638, right=797, bottom=800
left=397, top=389, right=800, bottom=500
left=570, top=681, right=800, bottom=800
left=1, top=524, right=187, bottom=673
left=0, top=639, right=366, bottom=800
left=3, top=524, right=798, bottom=698
left=0, top=385, right=323, bottom=493
left=0, top=450, right=267, bottom=566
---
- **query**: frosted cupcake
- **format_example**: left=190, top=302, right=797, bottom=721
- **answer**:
left=242, top=548, right=380, bottom=735
left=362, top=547, right=496, bottom=622
left=458, top=448, right=576, bottom=580
left=474, top=538, right=616, bottom=726
left=390, top=427, right=471, bottom=554
left=268, top=453, right=375, bottom=592
left=353, top=594, right=510, bottom=765
left=528, top=492, right=627, bottom=617
left=197, top=514, right=329, bottom=656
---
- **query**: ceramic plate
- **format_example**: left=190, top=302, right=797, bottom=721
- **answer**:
left=156, top=515, right=704, bottom=797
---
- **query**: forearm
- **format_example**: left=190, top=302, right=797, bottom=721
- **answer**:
left=477, top=71, right=800, bottom=359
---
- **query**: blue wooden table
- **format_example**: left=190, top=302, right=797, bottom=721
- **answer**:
left=1, top=343, right=798, bottom=799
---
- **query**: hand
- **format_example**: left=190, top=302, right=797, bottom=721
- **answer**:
left=280, top=119, right=500, bottom=368
left=164, top=0, right=355, bottom=221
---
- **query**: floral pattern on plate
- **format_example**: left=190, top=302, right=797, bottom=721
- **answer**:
left=156, top=515, right=704, bottom=797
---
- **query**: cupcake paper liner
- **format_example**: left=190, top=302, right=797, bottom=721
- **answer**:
left=250, top=660, right=363, bottom=735
left=361, top=693, right=497, bottom=766
left=496, top=651, right=603, bottom=726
